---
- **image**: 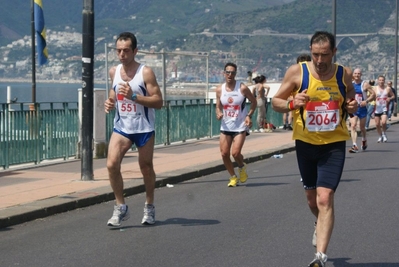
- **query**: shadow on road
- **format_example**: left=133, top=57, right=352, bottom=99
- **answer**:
left=330, top=258, right=399, bottom=266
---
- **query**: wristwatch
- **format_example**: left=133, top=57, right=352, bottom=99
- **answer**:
left=131, top=93, right=137, bottom=101
left=246, top=114, right=252, bottom=119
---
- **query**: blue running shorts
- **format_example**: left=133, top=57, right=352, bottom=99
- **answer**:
left=113, top=129, right=154, bottom=148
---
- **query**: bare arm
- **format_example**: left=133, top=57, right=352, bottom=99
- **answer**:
left=104, top=66, right=117, bottom=113
left=272, top=64, right=308, bottom=113
left=215, top=85, right=223, bottom=120
left=135, top=66, right=163, bottom=109
left=241, top=83, right=257, bottom=117
left=386, top=87, right=395, bottom=103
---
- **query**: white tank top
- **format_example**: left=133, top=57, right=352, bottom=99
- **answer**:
left=112, top=64, right=155, bottom=134
left=220, top=82, right=248, bottom=132
left=375, top=86, right=389, bottom=114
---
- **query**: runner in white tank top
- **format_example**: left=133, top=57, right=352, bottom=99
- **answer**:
left=112, top=63, right=155, bottom=134
left=104, top=32, right=163, bottom=227
left=219, top=82, right=248, bottom=132
left=373, top=75, right=395, bottom=143
left=216, top=62, right=257, bottom=187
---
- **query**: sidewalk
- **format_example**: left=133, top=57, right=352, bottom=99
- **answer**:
left=0, top=116, right=397, bottom=228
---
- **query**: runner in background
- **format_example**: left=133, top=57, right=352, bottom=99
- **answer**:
left=216, top=62, right=257, bottom=187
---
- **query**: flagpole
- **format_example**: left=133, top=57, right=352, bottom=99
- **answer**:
left=31, top=0, right=36, bottom=103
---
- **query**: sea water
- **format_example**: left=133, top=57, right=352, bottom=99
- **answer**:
left=0, top=82, right=205, bottom=103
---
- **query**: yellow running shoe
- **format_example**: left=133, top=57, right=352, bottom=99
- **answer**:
left=238, top=163, right=248, bottom=183
left=227, top=175, right=238, bottom=187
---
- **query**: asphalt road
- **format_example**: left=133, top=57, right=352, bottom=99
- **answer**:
left=1, top=125, right=399, bottom=267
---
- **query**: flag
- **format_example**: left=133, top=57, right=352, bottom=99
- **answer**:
left=34, top=0, right=48, bottom=65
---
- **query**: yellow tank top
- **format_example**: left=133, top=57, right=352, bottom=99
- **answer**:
left=292, top=62, right=350, bottom=145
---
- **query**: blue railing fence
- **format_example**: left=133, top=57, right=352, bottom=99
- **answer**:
left=1, top=99, right=282, bottom=170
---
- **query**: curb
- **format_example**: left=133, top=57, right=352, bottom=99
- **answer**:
left=0, top=144, right=296, bottom=229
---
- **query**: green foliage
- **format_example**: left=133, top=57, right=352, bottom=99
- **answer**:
left=379, top=36, right=397, bottom=53
left=0, top=0, right=397, bottom=73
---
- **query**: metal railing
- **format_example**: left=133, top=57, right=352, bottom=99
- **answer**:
left=1, top=103, right=79, bottom=169
left=1, top=100, right=282, bottom=170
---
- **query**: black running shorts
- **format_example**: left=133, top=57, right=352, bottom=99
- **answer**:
left=295, top=140, right=346, bottom=191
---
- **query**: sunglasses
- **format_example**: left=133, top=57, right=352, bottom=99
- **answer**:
left=224, top=71, right=237, bottom=75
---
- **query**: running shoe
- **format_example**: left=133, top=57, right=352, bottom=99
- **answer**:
left=361, top=140, right=367, bottom=151
left=227, top=175, right=239, bottom=187
left=312, top=222, right=317, bottom=247
left=259, top=128, right=265, bottom=133
left=141, top=204, right=155, bottom=225
left=349, top=145, right=359, bottom=153
left=107, top=205, right=130, bottom=227
left=287, top=125, right=293, bottom=130
left=308, top=252, right=328, bottom=267
left=238, top=164, right=248, bottom=183
left=377, top=137, right=382, bottom=143
left=382, top=135, right=387, bottom=143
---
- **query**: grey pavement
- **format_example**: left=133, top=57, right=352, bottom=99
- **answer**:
left=0, top=115, right=398, bottom=229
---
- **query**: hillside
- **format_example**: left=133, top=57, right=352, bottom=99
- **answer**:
left=0, top=0, right=398, bottom=82
left=0, top=0, right=294, bottom=47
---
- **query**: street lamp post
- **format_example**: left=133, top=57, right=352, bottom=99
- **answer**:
left=332, top=0, right=336, bottom=63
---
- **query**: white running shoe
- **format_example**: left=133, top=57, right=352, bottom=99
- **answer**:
left=107, top=205, right=130, bottom=227
left=142, top=204, right=156, bottom=225
left=377, top=137, right=382, bottom=143
left=308, top=252, right=328, bottom=267
left=382, top=135, right=387, bottom=142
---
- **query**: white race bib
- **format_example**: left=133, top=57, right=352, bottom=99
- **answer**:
left=305, top=101, right=340, bottom=132
left=223, top=104, right=240, bottom=120
left=117, top=93, right=137, bottom=117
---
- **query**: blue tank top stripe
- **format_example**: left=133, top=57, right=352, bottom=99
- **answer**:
left=300, top=62, right=309, bottom=92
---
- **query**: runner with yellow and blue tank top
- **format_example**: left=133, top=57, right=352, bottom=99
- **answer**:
left=292, top=61, right=350, bottom=145
left=271, top=31, right=358, bottom=267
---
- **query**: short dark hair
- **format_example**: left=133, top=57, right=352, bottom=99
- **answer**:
left=116, top=32, right=137, bottom=50
left=310, top=31, right=336, bottom=51
left=369, top=80, right=375, bottom=86
left=224, top=62, right=237, bottom=71
left=296, top=53, right=311, bottom=63
left=253, top=75, right=266, bottom=84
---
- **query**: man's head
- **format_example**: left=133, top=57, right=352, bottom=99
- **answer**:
left=377, top=75, right=386, bottom=87
left=115, top=32, right=138, bottom=63
left=224, top=62, right=237, bottom=72
left=387, top=81, right=393, bottom=87
left=116, top=32, right=137, bottom=50
left=309, top=31, right=337, bottom=75
left=224, top=62, right=237, bottom=81
left=310, top=31, right=336, bottom=51
left=353, top=68, right=362, bottom=82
